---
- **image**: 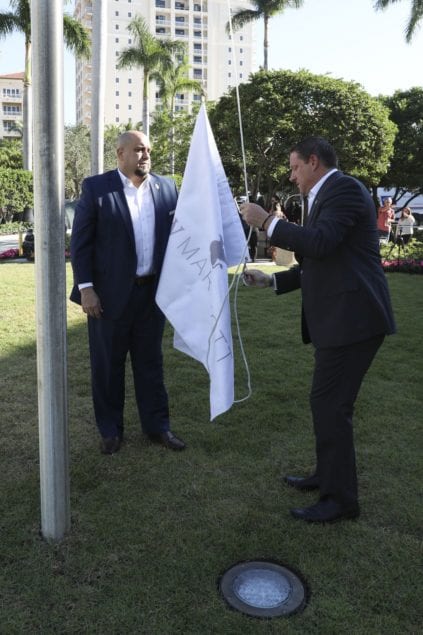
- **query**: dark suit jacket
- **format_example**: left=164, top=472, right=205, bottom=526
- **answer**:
left=270, top=171, right=396, bottom=348
left=70, top=169, right=177, bottom=320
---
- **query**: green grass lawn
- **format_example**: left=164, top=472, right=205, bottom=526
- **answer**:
left=0, top=262, right=422, bottom=634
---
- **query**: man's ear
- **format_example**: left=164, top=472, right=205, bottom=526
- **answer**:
left=309, top=154, right=319, bottom=170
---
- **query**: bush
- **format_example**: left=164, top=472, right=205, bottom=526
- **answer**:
left=0, top=221, right=33, bottom=235
left=380, top=234, right=423, bottom=274
left=0, top=168, right=33, bottom=222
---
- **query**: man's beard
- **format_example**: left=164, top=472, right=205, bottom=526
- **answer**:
left=135, top=165, right=150, bottom=177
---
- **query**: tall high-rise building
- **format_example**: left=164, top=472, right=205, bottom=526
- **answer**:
left=74, top=0, right=257, bottom=127
left=0, top=72, right=24, bottom=141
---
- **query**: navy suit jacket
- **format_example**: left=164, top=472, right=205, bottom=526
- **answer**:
left=70, top=170, right=177, bottom=320
left=270, top=171, right=396, bottom=348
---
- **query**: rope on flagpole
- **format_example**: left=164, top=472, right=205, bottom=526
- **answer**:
left=206, top=0, right=255, bottom=408
left=226, top=0, right=249, bottom=202
left=227, top=0, right=254, bottom=403
left=227, top=0, right=253, bottom=404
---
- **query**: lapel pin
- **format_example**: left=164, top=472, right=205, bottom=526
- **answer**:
left=155, top=183, right=160, bottom=190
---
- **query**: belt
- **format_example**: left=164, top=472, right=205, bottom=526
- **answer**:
left=134, top=275, right=156, bottom=286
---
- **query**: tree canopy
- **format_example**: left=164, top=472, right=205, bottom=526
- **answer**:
left=379, top=87, right=423, bottom=203
left=208, top=70, right=397, bottom=200
left=0, top=139, right=23, bottom=170
left=0, top=167, right=32, bottom=221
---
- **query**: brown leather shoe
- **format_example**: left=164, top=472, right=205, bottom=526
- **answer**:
left=100, top=436, right=121, bottom=455
left=284, top=474, right=320, bottom=491
left=147, top=430, right=186, bottom=451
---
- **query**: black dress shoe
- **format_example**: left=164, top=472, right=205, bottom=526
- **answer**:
left=290, top=498, right=360, bottom=523
left=284, top=474, right=320, bottom=491
left=100, top=436, right=121, bottom=455
left=147, top=430, right=186, bottom=451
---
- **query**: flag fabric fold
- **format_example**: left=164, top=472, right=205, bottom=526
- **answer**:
left=156, top=104, right=247, bottom=420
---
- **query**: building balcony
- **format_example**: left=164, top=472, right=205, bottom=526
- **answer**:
left=2, top=112, right=22, bottom=119
left=1, top=94, right=22, bottom=102
left=1, top=129, right=21, bottom=138
left=155, top=18, right=172, bottom=26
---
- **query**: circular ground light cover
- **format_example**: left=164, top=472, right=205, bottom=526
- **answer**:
left=219, top=560, right=307, bottom=618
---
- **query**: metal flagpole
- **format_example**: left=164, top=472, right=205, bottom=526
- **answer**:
left=31, top=0, right=70, bottom=541
left=91, top=0, right=107, bottom=175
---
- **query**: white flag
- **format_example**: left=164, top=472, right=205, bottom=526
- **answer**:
left=156, top=104, right=247, bottom=420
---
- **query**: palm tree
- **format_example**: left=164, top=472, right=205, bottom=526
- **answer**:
left=0, top=0, right=90, bottom=171
left=151, top=55, right=204, bottom=173
left=227, top=0, right=304, bottom=71
left=117, top=15, right=186, bottom=137
left=91, top=0, right=107, bottom=176
left=374, top=0, right=423, bottom=42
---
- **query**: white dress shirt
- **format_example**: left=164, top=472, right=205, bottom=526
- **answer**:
left=118, top=169, right=155, bottom=276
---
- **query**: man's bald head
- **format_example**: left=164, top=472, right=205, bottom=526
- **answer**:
left=116, top=130, right=152, bottom=183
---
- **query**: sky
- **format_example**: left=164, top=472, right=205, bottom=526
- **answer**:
left=0, top=0, right=421, bottom=125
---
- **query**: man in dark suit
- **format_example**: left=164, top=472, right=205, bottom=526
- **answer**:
left=70, top=131, right=186, bottom=454
left=241, top=137, right=395, bottom=523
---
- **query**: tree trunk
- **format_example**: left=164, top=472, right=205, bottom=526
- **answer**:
left=91, top=0, right=107, bottom=175
left=263, top=16, right=269, bottom=71
left=23, top=40, right=32, bottom=172
left=143, top=73, right=149, bottom=136
left=170, top=95, right=175, bottom=175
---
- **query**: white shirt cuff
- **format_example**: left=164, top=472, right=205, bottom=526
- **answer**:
left=78, top=282, right=93, bottom=290
left=267, top=217, right=279, bottom=237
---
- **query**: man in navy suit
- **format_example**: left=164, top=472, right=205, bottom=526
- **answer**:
left=241, top=137, right=396, bottom=523
left=70, top=131, right=186, bottom=454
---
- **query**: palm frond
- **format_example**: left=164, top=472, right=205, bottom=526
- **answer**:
left=63, top=15, right=90, bottom=58
left=226, top=9, right=258, bottom=33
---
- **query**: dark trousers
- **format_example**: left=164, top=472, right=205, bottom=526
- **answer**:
left=87, top=281, right=169, bottom=439
left=310, top=334, right=384, bottom=506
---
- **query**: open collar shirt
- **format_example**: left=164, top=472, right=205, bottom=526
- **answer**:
left=118, top=169, right=155, bottom=276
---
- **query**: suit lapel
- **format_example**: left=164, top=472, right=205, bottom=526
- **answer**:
left=148, top=174, right=161, bottom=212
left=110, top=170, right=136, bottom=248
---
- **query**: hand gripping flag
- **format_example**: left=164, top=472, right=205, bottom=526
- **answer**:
left=156, top=104, right=247, bottom=420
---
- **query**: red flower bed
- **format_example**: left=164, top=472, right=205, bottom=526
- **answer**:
left=381, top=258, right=423, bottom=274
left=0, top=248, right=19, bottom=260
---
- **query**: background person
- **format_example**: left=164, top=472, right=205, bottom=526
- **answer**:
left=269, top=194, right=287, bottom=219
left=241, top=136, right=396, bottom=524
left=70, top=131, right=186, bottom=455
left=396, top=206, right=415, bottom=244
left=377, top=197, right=395, bottom=240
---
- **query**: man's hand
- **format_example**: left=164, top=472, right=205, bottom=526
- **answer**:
left=81, top=287, right=103, bottom=319
left=243, top=268, right=273, bottom=288
left=240, top=202, right=268, bottom=228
